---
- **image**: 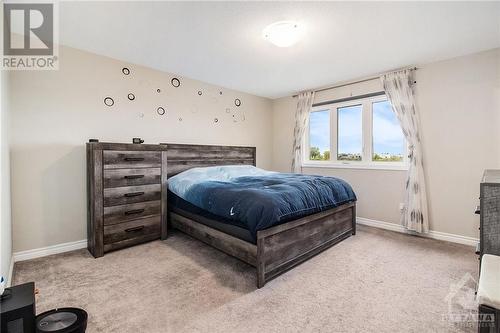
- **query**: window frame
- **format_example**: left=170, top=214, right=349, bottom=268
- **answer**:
left=303, top=95, right=409, bottom=171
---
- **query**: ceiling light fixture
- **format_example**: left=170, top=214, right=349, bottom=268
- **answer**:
left=263, top=21, right=302, bottom=47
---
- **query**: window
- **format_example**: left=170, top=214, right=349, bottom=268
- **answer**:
left=305, top=95, right=407, bottom=170
left=309, top=110, right=330, bottom=161
left=337, top=105, right=362, bottom=161
left=372, top=100, right=405, bottom=162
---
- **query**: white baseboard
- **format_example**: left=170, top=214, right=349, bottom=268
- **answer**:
left=356, top=217, right=479, bottom=247
left=9, top=218, right=478, bottom=264
left=13, top=239, right=87, bottom=262
left=7, top=255, right=14, bottom=287
left=357, top=217, right=405, bottom=233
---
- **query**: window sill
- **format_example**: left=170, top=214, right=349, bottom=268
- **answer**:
left=301, top=162, right=409, bottom=171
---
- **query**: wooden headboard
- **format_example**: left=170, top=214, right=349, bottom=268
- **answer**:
left=162, top=143, right=256, bottom=177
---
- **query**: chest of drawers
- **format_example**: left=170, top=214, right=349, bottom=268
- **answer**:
left=479, top=170, right=500, bottom=259
left=87, top=142, right=168, bottom=257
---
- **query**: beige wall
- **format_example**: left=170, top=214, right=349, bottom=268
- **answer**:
left=417, top=48, right=500, bottom=237
left=10, top=45, right=273, bottom=252
left=272, top=48, right=500, bottom=238
left=1, top=0, right=13, bottom=283
left=1, top=69, right=12, bottom=282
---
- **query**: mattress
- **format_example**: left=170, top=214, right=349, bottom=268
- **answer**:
left=168, top=166, right=357, bottom=243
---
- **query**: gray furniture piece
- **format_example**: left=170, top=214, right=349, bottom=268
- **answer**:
left=475, top=171, right=500, bottom=333
left=479, top=170, right=500, bottom=258
left=87, top=142, right=168, bottom=257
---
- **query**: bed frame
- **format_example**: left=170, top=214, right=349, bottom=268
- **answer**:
left=163, top=143, right=356, bottom=288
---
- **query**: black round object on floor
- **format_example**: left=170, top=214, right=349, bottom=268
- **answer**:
left=36, top=308, right=87, bottom=333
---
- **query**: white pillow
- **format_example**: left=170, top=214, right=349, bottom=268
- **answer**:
left=168, top=165, right=274, bottom=198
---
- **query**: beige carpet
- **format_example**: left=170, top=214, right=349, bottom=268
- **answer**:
left=14, top=225, right=478, bottom=333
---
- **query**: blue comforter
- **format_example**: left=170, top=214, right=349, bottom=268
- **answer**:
left=174, top=171, right=356, bottom=240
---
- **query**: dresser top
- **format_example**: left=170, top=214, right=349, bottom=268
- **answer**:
left=482, top=170, right=500, bottom=184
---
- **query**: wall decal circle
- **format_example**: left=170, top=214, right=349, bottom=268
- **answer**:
left=127, top=93, right=135, bottom=101
left=197, top=91, right=203, bottom=96
left=214, top=118, right=219, bottom=123
left=171, top=78, right=181, bottom=88
left=235, top=98, right=241, bottom=107
left=232, top=112, right=245, bottom=122
left=219, top=91, right=223, bottom=95
left=156, top=88, right=161, bottom=93
left=104, top=97, right=114, bottom=107
left=122, top=67, right=130, bottom=75
left=178, top=117, right=183, bottom=122
left=157, top=107, right=165, bottom=115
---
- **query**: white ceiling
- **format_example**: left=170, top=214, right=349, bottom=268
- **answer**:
left=58, top=1, right=500, bottom=99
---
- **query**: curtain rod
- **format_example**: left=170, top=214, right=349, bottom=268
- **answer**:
left=312, top=91, right=386, bottom=108
left=293, top=67, right=418, bottom=98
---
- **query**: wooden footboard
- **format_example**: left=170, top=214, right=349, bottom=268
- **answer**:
left=256, top=202, right=355, bottom=287
left=169, top=202, right=356, bottom=288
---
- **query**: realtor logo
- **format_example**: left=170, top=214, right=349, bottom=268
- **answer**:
left=2, top=2, right=58, bottom=70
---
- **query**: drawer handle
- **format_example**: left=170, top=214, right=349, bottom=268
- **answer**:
left=475, top=205, right=480, bottom=215
left=124, top=209, right=145, bottom=215
left=124, top=175, right=145, bottom=180
left=124, top=192, right=144, bottom=197
left=125, top=226, right=144, bottom=233
left=124, top=157, right=145, bottom=162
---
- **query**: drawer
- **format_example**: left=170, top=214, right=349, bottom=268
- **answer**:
left=103, top=216, right=160, bottom=245
left=104, top=201, right=161, bottom=225
left=103, top=151, right=161, bottom=169
left=104, top=168, right=161, bottom=188
left=103, top=233, right=159, bottom=253
left=103, top=184, right=161, bottom=207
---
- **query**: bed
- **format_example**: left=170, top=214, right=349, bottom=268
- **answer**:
left=164, top=143, right=357, bottom=288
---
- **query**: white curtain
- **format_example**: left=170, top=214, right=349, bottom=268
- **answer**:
left=291, top=91, right=315, bottom=173
left=381, top=70, right=429, bottom=233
